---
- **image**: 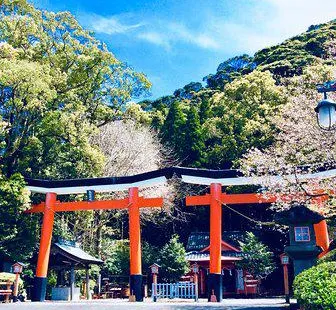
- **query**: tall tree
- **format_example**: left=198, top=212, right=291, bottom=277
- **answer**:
left=204, top=70, right=287, bottom=168
left=0, top=0, right=150, bottom=179
left=161, top=101, right=186, bottom=159
left=0, top=0, right=150, bottom=262
left=236, top=232, right=275, bottom=280
left=240, top=64, right=336, bottom=214
left=183, top=106, right=205, bottom=167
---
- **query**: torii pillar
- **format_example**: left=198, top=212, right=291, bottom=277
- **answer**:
left=129, top=187, right=143, bottom=301
left=186, top=183, right=223, bottom=302
left=32, top=192, right=57, bottom=301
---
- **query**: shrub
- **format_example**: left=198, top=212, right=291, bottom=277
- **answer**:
left=293, top=262, right=336, bottom=309
left=318, top=248, right=336, bottom=264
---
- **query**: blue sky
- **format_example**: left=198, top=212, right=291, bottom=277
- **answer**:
left=32, top=0, right=335, bottom=100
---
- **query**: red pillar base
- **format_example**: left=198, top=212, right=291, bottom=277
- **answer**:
left=32, top=277, right=47, bottom=302
left=130, top=274, right=143, bottom=301
left=208, top=273, right=222, bottom=302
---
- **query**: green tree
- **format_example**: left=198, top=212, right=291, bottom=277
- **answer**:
left=0, top=173, right=37, bottom=262
left=158, top=235, right=189, bottom=283
left=0, top=0, right=150, bottom=179
left=203, top=54, right=255, bottom=90
left=198, top=95, right=211, bottom=125
left=161, top=101, right=186, bottom=159
left=204, top=70, right=287, bottom=168
left=183, top=106, right=205, bottom=167
left=236, top=232, right=275, bottom=280
left=0, top=0, right=150, bottom=262
left=100, top=240, right=159, bottom=277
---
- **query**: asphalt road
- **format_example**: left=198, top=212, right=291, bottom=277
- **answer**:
left=1, top=298, right=292, bottom=309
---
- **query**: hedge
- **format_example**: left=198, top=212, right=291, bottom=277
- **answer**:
left=293, top=262, right=336, bottom=309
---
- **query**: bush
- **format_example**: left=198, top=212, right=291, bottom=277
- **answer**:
left=293, top=262, right=336, bottom=309
left=318, top=248, right=336, bottom=264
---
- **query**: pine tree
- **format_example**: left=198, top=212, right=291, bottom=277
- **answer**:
left=199, top=97, right=211, bottom=125
left=183, top=106, right=205, bottom=167
left=161, top=101, right=186, bottom=158
left=158, top=235, right=189, bottom=283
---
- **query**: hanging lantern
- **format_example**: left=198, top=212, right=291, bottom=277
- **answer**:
left=315, top=98, right=336, bottom=130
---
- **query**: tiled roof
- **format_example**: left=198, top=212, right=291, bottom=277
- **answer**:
left=186, top=231, right=245, bottom=252
left=53, top=242, right=103, bottom=265
left=185, top=252, right=242, bottom=262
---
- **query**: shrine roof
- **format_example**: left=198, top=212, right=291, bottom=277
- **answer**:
left=50, top=241, right=103, bottom=268
left=185, top=252, right=242, bottom=262
left=186, top=231, right=243, bottom=252
left=274, top=205, right=325, bottom=225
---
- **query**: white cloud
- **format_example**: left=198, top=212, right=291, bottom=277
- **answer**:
left=87, top=14, right=144, bottom=35
left=137, top=22, right=219, bottom=51
left=262, top=0, right=336, bottom=37
left=85, top=1, right=336, bottom=54
left=137, top=32, right=171, bottom=49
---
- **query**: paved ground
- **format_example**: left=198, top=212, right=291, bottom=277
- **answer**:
left=1, top=298, right=293, bottom=309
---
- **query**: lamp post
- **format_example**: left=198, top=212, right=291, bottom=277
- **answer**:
left=191, top=263, right=199, bottom=302
left=280, top=253, right=290, bottom=304
left=12, top=262, right=24, bottom=302
left=150, top=263, right=160, bottom=302
left=315, top=80, right=336, bottom=130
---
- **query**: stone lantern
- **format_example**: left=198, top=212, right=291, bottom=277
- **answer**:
left=274, top=204, right=325, bottom=276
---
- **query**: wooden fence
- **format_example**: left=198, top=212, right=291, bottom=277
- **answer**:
left=152, top=282, right=197, bottom=301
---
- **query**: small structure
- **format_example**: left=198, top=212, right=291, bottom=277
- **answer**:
left=12, top=262, right=24, bottom=302
left=184, top=232, right=256, bottom=298
left=280, top=253, right=290, bottom=303
left=150, top=263, right=160, bottom=302
left=48, top=240, right=103, bottom=301
left=275, top=204, right=325, bottom=276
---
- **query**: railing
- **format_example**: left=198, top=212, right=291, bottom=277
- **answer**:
left=152, top=282, right=198, bottom=301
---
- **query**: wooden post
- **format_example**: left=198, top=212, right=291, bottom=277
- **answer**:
left=85, top=267, right=90, bottom=300
left=129, top=187, right=143, bottom=302
left=283, top=264, right=289, bottom=303
left=194, top=273, right=198, bottom=302
left=98, top=273, right=101, bottom=296
left=33, top=192, right=57, bottom=302
left=13, top=272, right=20, bottom=302
left=70, top=265, right=75, bottom=301
left=5, top=281, right=11, bottom=303
left=208, top=183, right=222, bottom=302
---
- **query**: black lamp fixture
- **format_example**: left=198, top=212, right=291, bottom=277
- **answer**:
left=315, top=81, right=336, bottom=130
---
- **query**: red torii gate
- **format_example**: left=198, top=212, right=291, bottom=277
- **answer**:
left=25, top=166, right=332, bottom=303
left=185, top=183, right=330, bottom=302
left=27, top=188, right=163, bottom=302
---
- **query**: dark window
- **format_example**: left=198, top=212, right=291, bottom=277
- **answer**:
left=294, top=227, right=310, bottom=242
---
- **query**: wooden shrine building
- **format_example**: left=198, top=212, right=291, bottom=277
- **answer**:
left=49, top=240, right=103, bottom=301
left=184, top=232, right=256, bottom=297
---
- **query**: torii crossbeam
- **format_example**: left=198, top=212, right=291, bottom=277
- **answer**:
left=26, top=188, right=163, bottom=302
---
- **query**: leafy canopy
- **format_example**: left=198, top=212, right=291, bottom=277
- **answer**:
left=0, top=0, right=150, bottom=179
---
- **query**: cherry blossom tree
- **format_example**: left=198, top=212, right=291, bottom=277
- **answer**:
left=240, top=64, right=336, bottom=216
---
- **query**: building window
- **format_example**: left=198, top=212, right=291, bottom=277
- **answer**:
left=294, top=227, right=310, bottom=242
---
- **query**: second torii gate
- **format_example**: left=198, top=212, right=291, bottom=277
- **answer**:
left=186, top=183, right=330, bottom=302
left=27, top=187, right=163, bottom=302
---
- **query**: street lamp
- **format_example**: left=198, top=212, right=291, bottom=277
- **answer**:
left=150, top=263, right=160, bottom=302
left=191, top=263, right=199, bottom=302
left=280, top=253, right=290, bottom=304
left=315, top=81, right=336, bottom=130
